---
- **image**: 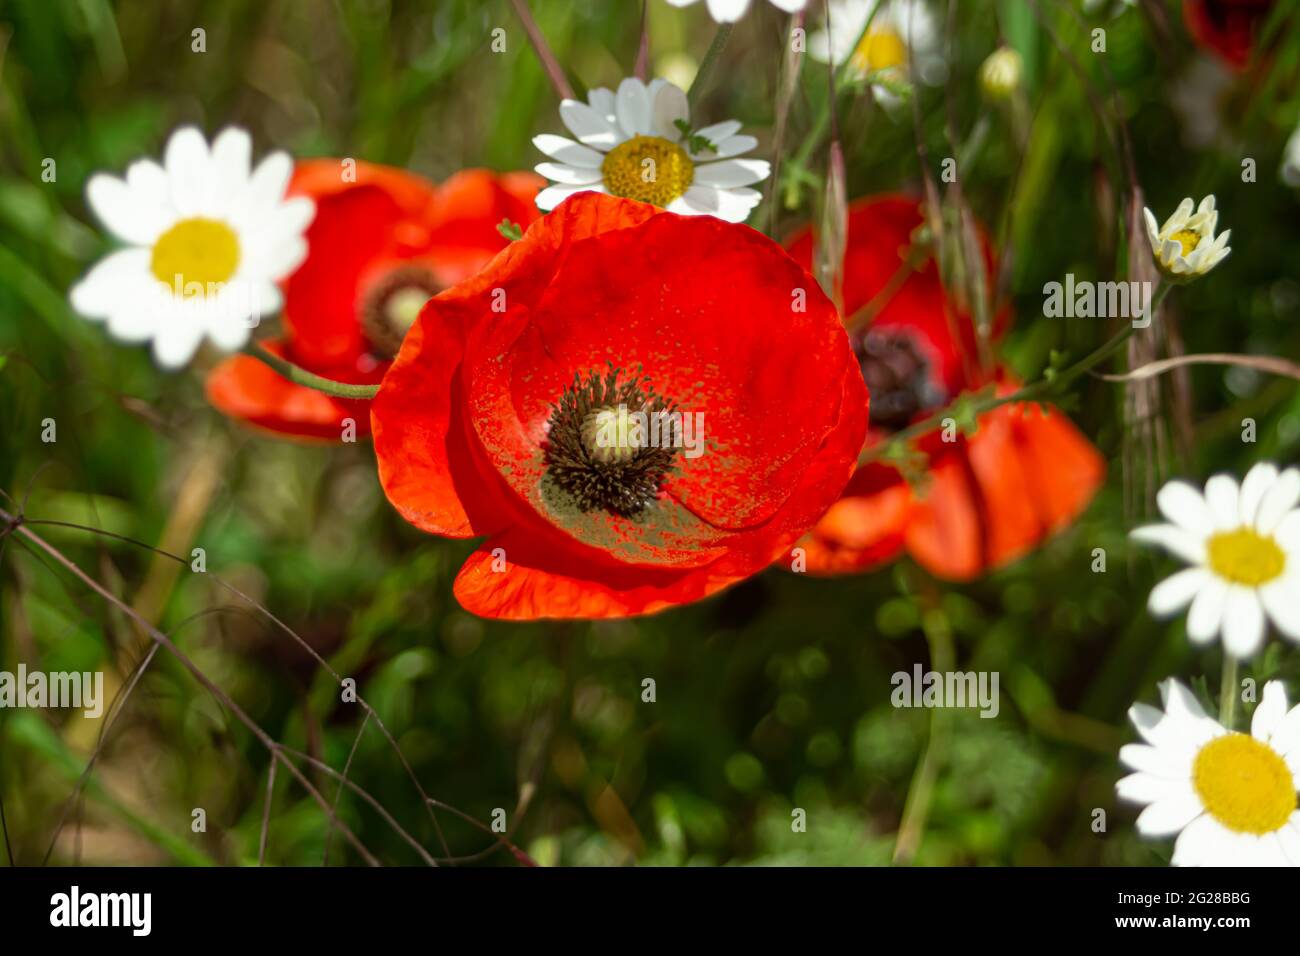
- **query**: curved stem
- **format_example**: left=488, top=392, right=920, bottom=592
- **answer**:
left=1220, top=656, right=1239, bottom=729
left=687, top=23, right=734, bottom=110
left=861, top=283, right=1171, bottom=466
left=241, top=343, right=380, bottom=401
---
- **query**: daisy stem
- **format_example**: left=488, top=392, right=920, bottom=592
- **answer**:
left=241, top=343, right=380, bottom=401
left=1219, top=656, right=1239, bottom=729
left=687, top=23, right=734, bottom=110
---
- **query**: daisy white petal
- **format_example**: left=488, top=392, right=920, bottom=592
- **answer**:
left=615, top=78, right=654, bottom=137
left=86, top=173, right=162, bottom=246
left=1171, top=814, right=1228, bottom=866
left=210, top=127, right=252, bottom=210
left=1252, top=681, right=1290, bottom=745
left=692, top=158, right=771, bottom=188
left=151, top=318, right=205, bottom=370
left=535, top=183, right=606, bottom=211
left=164, top=126, right=215, bottom=217
left=1240, top=462, right=1280, bottom=526
left=1148, top=567, right=1209, bottom=617
left=1260, top=572, right=1300, bottom=641
left=1156, top=480, right=1214, bottom=535
left=694, top=120, right=743, bottom=143
left=1135, top=793, right=1204, bottom=837
left=1276, top=511, right=1300, bottom=550
left=1117, top=772, right=1185, bottom=805
left=1159, top=678, right=1214, bottom=723
left=1256, top=468, right=1300, bottom=533
left=559, top=100, right=622, bottom=150
left=1130, top=523, right=1207, bottom=564
left=699, top=134, right=759, bottom=160
left=1186, top=576, right=1229, bottom=644
left=1119, top=743, right=1194, bottom=778
left=652, top=83, right=690, bottom=141
left=532, top=134, right=605, bottom=168
left=70, top=248, right=153, bottom=318
left=1222, top=585, right=1267, bottom=659
left=586, top=87, right=617, bottom=122
left=1205, top=474, right=1240, bottom=529
left=534, top=163, right=604, bottom=186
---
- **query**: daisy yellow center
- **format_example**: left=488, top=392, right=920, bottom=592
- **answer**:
left=150, top=217, right=240, bottom=296
left=1207, top=527, right=1286, bottom=586
left=601, top=135, right=694, bottom=207
left=851, top=28, right=908, bottom=73
left=1193, top=733, right=1296, bottom=835
left=1170, top=228, right=1201, bottom=258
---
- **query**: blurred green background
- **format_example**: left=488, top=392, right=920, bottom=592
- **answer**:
left=1, top=0, right=1299, bottom=866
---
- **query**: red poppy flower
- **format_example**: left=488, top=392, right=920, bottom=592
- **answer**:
left=206, top=163, right=543, bottom=440
left=786, top=195, right=1105, bottom=581
left=371, top=192, right=869, bottom=620
left=1184, top=0, right=1276, bottom=71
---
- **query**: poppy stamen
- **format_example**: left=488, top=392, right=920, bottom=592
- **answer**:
left=360, top=265, right=441, bottom=359
left=855, top=330, right=947, bottom=432
left=544, top=364, right=679, bottom=517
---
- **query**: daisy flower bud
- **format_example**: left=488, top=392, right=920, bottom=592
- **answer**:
left=1141, top=194, right=1231, bottom=283
left=978, top=47, right=1022, bottom=102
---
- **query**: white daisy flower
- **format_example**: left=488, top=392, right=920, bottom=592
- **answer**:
left=1118, top=678, right=1300, bottom=866
left=1132, top=462, right=1300, bottom=659
left=70, top=126, right=314, bottom=369
left=532, top=77, right=769, bottom=223
left=1141, top=194, right=1231, bottom=283
left=808, top=0, right=944, bottom=107
left=663, top=0, right=806, bottom=24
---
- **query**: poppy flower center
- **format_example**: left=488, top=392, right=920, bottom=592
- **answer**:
left=601, top=135, right=695, bottom=207
left=360, top=265, right=441, bottom=359
left=1171, top=229, right=1202, bottom=257
left=852, top=28, right=907, bottom=73
left=543, top=365, right=679, bottom=518
left=1207, top=527, right=1286, bottom=586
left=150, top=217, right=241, bottom=295
left=855, top=331, right=946, bottom=432
left=1192, top=733, right=1296, bottom=835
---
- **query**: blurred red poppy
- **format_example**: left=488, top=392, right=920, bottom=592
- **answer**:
left=206, top=163, right=543, bottom=440
left=1184, top=0, right=1276, bottom=70
left=786, top=195, right=1105, bottom=581
left=371, top=192, right=869, bottom=620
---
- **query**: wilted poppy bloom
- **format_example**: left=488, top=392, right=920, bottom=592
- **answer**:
left=1184, top=0, right=1276, bottom=71
left=371, top=192, right=868, bottom=620
left=206, top=163, right=543, bottom=439
left=786, top=195, right=1105, bottom=580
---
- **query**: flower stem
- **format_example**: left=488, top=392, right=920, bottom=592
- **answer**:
left=510, top=0, right=575, bottom=101
left=861, top=282, right=1172, bottom=466
left=241, top=343, right=380, bottom=401
left=893, top=604, right=954, bottom=864
left=1220, top=656, right=1239, bottom=729
left=687, top=22, right=734, bottom=110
